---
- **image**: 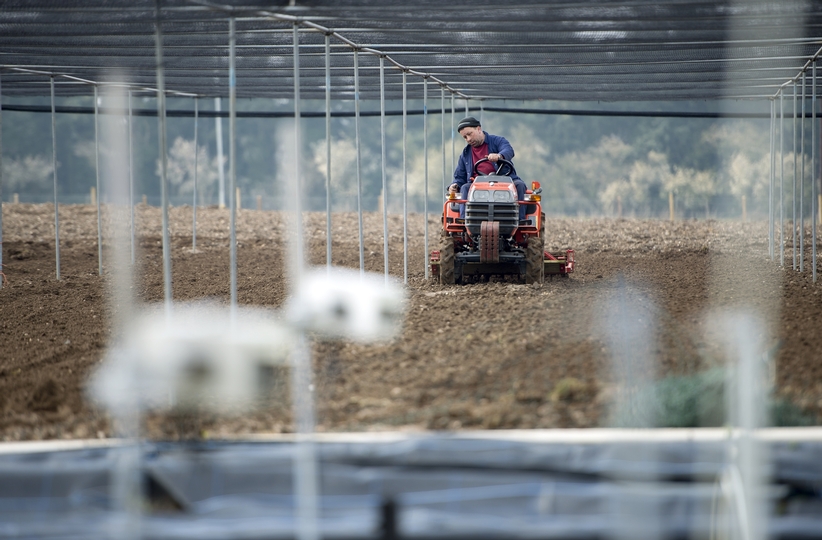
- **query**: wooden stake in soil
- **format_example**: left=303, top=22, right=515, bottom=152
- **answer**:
left=742, top=195, right=747, bottom=222
left=90, top=186, right=96, bottom=206
left=256, top=194, right=262, bottom=211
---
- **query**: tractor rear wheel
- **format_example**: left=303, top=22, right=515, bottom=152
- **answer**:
left=525, top=235, right=544, bottom=284
left=439, top=232, right=456, bottom=284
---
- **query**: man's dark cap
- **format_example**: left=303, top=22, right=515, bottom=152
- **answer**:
left=457, top=116, right=481, bottom=132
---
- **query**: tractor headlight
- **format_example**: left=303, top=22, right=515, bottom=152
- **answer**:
left=471, top=190, right=490, bottom=202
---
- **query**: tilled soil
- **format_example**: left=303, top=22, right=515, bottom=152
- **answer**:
left=1, top=203, right=820, bottom=440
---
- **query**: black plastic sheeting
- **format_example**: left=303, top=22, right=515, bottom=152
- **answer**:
left=0, top=0, right=820, bottom=101
left=0, top=435, right=821, bottom=539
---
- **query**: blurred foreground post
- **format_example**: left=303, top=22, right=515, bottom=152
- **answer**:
left=290, top=23, right=318, bottom=540
left=154, top=3, right=172, bottom=311
left=724, top=313, right=770, bottom=540
left=741, top=195, right=747, bottom=222
left=256, top=194, right=262, bottom=211
left=90, top=187, right=97, bottom=206
left=668, top=191, right=674, bottom=221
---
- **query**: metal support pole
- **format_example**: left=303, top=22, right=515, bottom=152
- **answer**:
left=229, top=17, right=238, bottom=309
left=215, top=97, right=225, bottom=208
left=465, top=98, right=469, bottom=116
left=0, top=73, right=4, bottom=289
left=354, top=49, right=364, bottom=275
left=291, top=24, right=319, bottom=540
left=192, top=96, right=198, bottom=251
left=0, top=72, right=6, bottom=289
left=424, top=78, right=429, bottom=280
left=324, top=34, right=332, bottom=270
left=779, top=90, right=785, bottom=266
left=380, top=57, right=389, bottom=283
left=801, top=72, right=806, bottom=272
left=128, top=89, right=135, bottom=265
left=155, top=6, right=172, bottom=309
left=480, top=101, right=484, bottom=125
left=94, top=85, right=103, bottom=275
left=451, top=93, right=455, bottom=185
left=813, top=62, right=818, bottom=283
left=793, top=82, right=798, bottom=270
left=769, top=98, right=774, bottom=261
left=50, top=77, right=61, bottom=280
left=402, top=71, right=408, bottom=285
left=441, top=86, right=446, bottom=200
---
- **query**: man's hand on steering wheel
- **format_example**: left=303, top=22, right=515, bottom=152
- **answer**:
left=487, top=153, right=504, bottom=162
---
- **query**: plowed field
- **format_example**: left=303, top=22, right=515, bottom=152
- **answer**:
left=1, top=203, right=820, bottom=440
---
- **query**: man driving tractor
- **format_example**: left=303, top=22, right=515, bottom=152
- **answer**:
left=447, top=116, right=528, bottom=219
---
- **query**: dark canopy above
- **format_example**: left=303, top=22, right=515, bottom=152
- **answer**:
left=0, top=0, right=820, bottom=101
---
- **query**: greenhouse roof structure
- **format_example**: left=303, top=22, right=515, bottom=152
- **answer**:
left=0, top=0, right=821, bottom=101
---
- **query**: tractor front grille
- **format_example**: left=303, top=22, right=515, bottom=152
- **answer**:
left=465, top=202, right=518, bottom=237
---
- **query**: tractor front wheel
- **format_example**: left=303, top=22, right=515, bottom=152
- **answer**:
left=439, top=232, right=456, bottom=284
left=525, top=235, right=544, bottom=284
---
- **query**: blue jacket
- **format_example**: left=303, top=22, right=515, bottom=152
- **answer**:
left=453, top=131, right=522, bottom=189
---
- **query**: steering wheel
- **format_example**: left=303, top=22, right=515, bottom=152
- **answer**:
left=472, top=157, right=514, bottom=177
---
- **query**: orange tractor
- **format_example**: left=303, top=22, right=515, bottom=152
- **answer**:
left=429, top=158, right=574, bottom=284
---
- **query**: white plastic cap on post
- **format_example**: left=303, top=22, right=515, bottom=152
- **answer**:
left=88, top=304, right=294, bottom=414
left=286, top=267, right=407, bottom=343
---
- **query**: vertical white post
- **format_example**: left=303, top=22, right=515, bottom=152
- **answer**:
left=94, top=85, right=103, bottom=275
left=769, top=98, right=774, bottom=261
left=793, top=82, right=798, bottom=271
left=424, top=78, right=429, bottom=280
left=291, top=23, right=319, bottom=540
left=51, top=77, right=61, bottom=281
left=215, top=97, right=225, bottom=208
left=441, top=86, right=446, bottom=200
left=128, top=89, right=135, bottom=265
left=450, top=93, right=455, bottom=187
left=192, top=96, right=198, bottom=251
left=354, top=49, right=364, bottom=275
left=402, top=71, right=408, bottom=285
left=0, top=72, right=3, bottom=289
left=813, top=62, right=818, bottom=282
left=380, top=57, right=389, bottom=284
left=155, top=7, right=172, bottom=310
left=229, top=17, right=238, bottom=309
left=779, top=90, right=785, bottom=266
left=324, top=34, right=332, bottom=270
left=801, top=72, right=806, bottom=272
